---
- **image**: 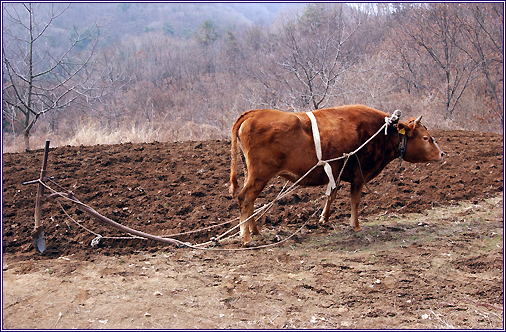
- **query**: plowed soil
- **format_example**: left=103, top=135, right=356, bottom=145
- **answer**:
left=2, top=129, right=504, bottom=329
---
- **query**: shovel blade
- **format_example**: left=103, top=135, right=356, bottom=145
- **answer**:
left=32, top=227, right=46, bottom=253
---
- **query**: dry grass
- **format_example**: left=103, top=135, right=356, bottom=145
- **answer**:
left=2, top=84, right=499, bottom=154
left=2, top=119, right=227, bottom=153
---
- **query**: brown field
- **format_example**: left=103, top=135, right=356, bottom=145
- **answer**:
left=2, top=129, right=503, bottom=329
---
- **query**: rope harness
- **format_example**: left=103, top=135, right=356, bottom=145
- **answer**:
left=306, top=112, right=336, bottom=195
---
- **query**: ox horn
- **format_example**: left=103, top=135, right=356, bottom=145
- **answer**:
left=415, top=115, right=422, bottom=124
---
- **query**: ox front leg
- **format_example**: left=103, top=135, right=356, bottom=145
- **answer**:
left=350, top=182, right=364, bottom=231
left=319, top=187, right=339, bottom=224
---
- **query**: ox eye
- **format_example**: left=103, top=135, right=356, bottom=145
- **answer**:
left=423, top=136, right=429, bottom=141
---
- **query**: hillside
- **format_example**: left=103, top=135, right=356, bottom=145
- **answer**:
left=56, top=2, right=304, bottom=43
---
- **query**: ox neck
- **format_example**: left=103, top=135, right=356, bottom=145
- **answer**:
left=398, top=133, right=407, bottom=160
left=385, top=122, right=406, bottom=161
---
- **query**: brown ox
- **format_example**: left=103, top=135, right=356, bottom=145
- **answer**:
left=229, top=104, right=444, bottom=246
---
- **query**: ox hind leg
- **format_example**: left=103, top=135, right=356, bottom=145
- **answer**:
left=237, top=174, right=272, bottom=246
left=350, top=181, right=364, bottom=231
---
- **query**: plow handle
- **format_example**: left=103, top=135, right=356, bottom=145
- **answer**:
left=33, top=140, right=50, bottom=236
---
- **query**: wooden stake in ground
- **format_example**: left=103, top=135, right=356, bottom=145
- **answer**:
left=33, top=140, right=50, bottom=252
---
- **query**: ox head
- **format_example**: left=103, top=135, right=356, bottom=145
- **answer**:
left=397, top=116, right=444, bottom=163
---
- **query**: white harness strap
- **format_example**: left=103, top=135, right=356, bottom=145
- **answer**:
left=306, top=111, right=336, bottom=195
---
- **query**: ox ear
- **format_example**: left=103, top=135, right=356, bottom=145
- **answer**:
left=397, top=122, right=412, bottom=137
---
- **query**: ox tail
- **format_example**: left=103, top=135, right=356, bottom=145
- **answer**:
left=229, top=116, right=243, bottom=197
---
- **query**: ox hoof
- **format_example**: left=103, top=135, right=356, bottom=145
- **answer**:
left=242, top=240, right=258, bottom=248
left=353, top=225, right=362, bottom=232
left=318, top=217, right=327, bottom=224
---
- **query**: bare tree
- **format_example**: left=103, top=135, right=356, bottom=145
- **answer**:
left=457, top=3, right=503, bottom=126
left=195, top=20, right=220, bottom=75
left=248, top=3, right=361, bottom=111
left=2, top=3, right=117, bottom=150
left=396, top=4, right=480, bottom=119
left=382, top=5, right=431, bottom=96
left=279, top=4, right=361, bottom=110
left=341, top=52, right=396, bottom=110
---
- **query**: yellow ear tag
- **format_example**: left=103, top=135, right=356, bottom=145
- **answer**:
left=398, top=128, right=406, bottom=135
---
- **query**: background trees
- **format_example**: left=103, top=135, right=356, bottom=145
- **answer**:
left=394, top=4, right=479, bottom=119
left=274, top=4, right=361, bottom=110
left=2, top=3, right=123, bottom=151
left=385, top=3, right=503, bottom=130
left=458, top=3, right=503, bottom=127
left=2, top=2, right=503, bottom=152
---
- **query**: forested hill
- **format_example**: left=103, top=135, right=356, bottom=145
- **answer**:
left=56, top=2, right=305, bottom=43
left=2, top=3, right=502, bottom=152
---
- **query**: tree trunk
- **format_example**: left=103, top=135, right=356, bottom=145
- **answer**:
left=23, top=130, right=30, bottom=152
